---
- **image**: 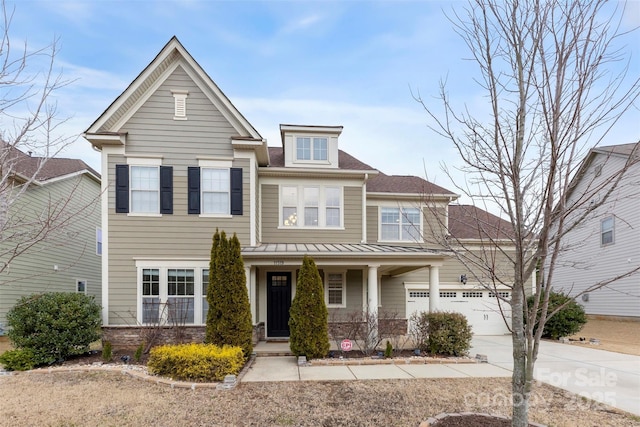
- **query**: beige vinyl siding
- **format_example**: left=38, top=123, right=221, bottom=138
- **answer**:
left=366, top=205, right=377, bottom=243
left=0, top=175, right=102, bottom=323
left=260, top=184, right=363, bottom=243
left=121, top=65, right=237, bottom=162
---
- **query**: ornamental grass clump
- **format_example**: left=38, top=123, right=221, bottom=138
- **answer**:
left=147, top=343, right=244, bottom=382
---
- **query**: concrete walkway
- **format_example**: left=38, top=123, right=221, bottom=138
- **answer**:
left=244, top=336, right=640, bottom=416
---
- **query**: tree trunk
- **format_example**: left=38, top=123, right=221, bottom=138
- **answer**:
left=511, top=282, right=529, bottom=427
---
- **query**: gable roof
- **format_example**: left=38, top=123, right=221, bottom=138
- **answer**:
left=85, top=36, right=264, bottom=147
left=447, top=205, right=514, bottom=240
left=367, top=173, right=455, bottom=196
left=591, top=142, right=639, bottom=158
left=2, top=143, right=100, bottom=184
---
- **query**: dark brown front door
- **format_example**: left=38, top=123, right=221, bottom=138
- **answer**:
left=267, top=272, right=292, bottom=337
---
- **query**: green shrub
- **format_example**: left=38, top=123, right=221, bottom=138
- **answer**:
left=289, top=255, right=330, bottom=360
left=102, top=341, right=112, bottom=362
left=426, top=311, right=472, bottom=356
left=147, top=343, right=244, bottom=382
left=527, top=291, right=587, bottom=339
left=6, top=292, right=101, bottom=365
left=205, top=230, right=253, bottom=358
left=384, top=340, right=393, bottom=358
left=0, top=348, right=36, bottom=371
left=134, top=343, right=144, bottom=362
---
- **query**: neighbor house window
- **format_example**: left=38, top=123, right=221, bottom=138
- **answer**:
left=76, top=279, right=87, bottom=294
left=601, top=216, right=614, bottom=245
left=130, top=166, right=159, bottom=214
left=296, top=137, right=327, bottom=161
left=380, top=207, right=421, bottom=241
left=167, top=269, right=195, bottom=324
left=326, top=272, right=346, bottom=307
left=96, top=228, right=102, bottom=256
left=202, top=269, right=209, bottom=323
left=281, top=185, right=342, bottom=228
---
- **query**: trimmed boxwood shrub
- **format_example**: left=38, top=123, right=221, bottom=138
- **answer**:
left=0, top=348, right=36, bottom=371
left=289, top=255, right=330, bottom=359
left=527, top=291, right=587, bottom=339
left=426, top=311, right=473, bottom=356
left=6, top=292, right=101, bottom=365
left=147, top=343, right=244, bottom=382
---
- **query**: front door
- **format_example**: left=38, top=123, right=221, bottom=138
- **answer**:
left=267, top=272, right=292, bottom=337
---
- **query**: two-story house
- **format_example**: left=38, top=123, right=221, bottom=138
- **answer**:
left=0, top=144, right=102, bottom=332
left=85, top=37, right=518, bottom=347
left=551, top=143, right=639, bottom=319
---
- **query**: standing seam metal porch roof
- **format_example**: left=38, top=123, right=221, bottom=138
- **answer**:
left=241, top=243, right=446, bottom=257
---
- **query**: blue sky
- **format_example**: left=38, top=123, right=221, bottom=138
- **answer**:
left=9, top=0, right=640, bottom=199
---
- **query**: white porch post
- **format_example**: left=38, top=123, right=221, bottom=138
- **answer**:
left=245, top=266, right=256, bottom=324
left=367, top=265, right=379, bottom=315
left=429, top=264, right=441, bottom=312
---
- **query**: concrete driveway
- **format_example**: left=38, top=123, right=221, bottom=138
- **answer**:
left=470, top=335, right=640, bottom=416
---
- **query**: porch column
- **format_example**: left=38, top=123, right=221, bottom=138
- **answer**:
left=245, top=266, right=256, bottom=324
left=367, top=265, right=379, bottom=315
left=429, top=264, right=441, bottom=312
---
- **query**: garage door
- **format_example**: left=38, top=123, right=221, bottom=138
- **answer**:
left=407, top=290, right=511, bottom=335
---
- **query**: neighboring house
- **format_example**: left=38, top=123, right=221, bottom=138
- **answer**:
left=84, top=37, right=524, bottom=347
left=0, top=145, right=102, bottom=332
left=552, top=142, right=639, bottom=319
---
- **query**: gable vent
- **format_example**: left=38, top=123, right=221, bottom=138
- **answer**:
left=171, top=90, right=188, bottom=120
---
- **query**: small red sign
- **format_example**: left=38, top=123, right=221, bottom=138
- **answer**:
left=340, top=339, right=352, bottom=352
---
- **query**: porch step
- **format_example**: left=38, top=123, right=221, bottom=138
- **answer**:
left=254, top=341, right=293, bottom=357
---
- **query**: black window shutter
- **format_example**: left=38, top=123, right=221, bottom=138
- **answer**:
left=115, top=164, right=129, bottom=213
left=230, top=167, right=243, bottom=215
left=160, top=166, right=173, bottom=214
left=188, top=167, right=201, bottom=214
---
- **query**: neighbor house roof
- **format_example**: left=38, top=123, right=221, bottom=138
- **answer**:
left=2, top=143, right=100, bottom=183
left=592, top=142, right=639, bottom=158
left=447, top=205, right=514, bottom=240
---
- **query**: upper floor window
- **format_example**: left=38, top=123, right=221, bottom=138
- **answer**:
left=601, top=216, right=614, bottom=245
left=115, top=163, right=173, bottom=215
left=188, top=166, right=243, bottom=216
left=281, top=185, right=342, bottom=228
left=380, top=207, right=421, bottom=242
left=296, top=137, right=327, bottom=161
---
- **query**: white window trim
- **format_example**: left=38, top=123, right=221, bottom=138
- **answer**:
left=325, top=271, right=346, bottom=308
left=135, top=261, right=210, bottom=326
left=76, top=279, right=87, bottom=294
left=378, top=205, right=423, bottom=243
left=278, top=184, right=344, bottom=229
left=600, top=216, right=615, bottom=246
left=293, top=136, right=330, bottom=165
left=127, top=163, right=161, bottom=216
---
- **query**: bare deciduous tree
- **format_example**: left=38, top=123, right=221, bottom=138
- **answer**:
left=0, top=0, right=96, bottom=282
left=415, top=1, right=640, bottom=425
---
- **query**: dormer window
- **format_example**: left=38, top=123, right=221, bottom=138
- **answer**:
left=171, top=90, right=189, bottom=120
left=296, top=137, right=327, bottom=161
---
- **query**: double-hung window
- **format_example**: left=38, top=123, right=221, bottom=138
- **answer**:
left=188, top=164, right=243, bottom=215
left=296, top=137, right=328, bottom=161
left=115, top=162, right=173, bottom=215
left=281, top=185, right=342, bottom=228
left=326, top=272, right=346, bottom=307
left=138, top=266, right=209, bottom=325
left=601, top=216, right=614, bottom=245
left=201, top=168, right=230, bottom=214
left=380, top=207, right=421, bottom=242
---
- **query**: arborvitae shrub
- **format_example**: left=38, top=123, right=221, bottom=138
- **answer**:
left=384, top=340, right=393, bottom=358
left=527, top=291, right=587, bottom=339
left=6, top=292, right=101, bottom=365
left=205, top=230, right=253, bottom=358
left=147, top=343, right=244, bottom=382
left=0, top=348, right=36, bottom=371
left=102, top=341, right=112, bottom=362
left=426, top=311, right=472, bottom=356
left=134, top=343, right=144, bottom=362
left=289, top=255, right=330, bottom=359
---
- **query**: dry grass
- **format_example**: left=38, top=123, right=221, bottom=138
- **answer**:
left=566, top=317, right=640, bottom=356
left=1, top=371, right=638, bottom=427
